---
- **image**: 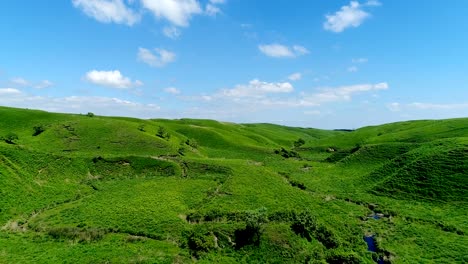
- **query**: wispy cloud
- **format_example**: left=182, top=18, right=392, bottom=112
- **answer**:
left=35, top=80, right=54, bottom=89
left=84, top=70, right=142, bottom=89
left=258, top=44, right=309, bottom=58
left=288, top=73, right=302, bottom=81
left=10, top=77, right=30, bottom=86
left=72, top=0, right=140, bottom=26
left=0, top=88, right=22, bottom=96
left=352, top=58, right=368, bottom=63
left=0, top=92, right=161, bottom=118
left=137, top=47, right=176, bottom=67
left=164, top=87, right=181, bottom=94
left=219, top=79, right=294, bottom=98
left=162, top=26, right=181, bottom=39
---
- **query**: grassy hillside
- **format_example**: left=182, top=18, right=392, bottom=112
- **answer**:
left=0, top=106, right=467, bottom=263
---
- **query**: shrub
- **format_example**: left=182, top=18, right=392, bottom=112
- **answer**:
left=157, top=126, right=171, bottom=140
left=291, top=210, right=317, bottom=241
left=293, top=138, right=306, bottom=148
left=235, top=207, right=268, bottom=248
left=185, top=138, right=199, bottom=149
left=274, top=148, right=301, bottom=159
left=186, top=227, right=216, bottom=257
left=86, top=112, right=95, bottom=117
left=32, top=125, right=45, bottom=136
left=3, top=133, right=18, bottom=144
left=47, top=227, right=106, bottom=243
left=137, top=124, right=146, bottom=132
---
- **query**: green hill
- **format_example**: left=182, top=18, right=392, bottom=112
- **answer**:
left=0, top=106, right=467, bottom=263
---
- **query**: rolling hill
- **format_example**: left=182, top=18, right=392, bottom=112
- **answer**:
left=0, top=106, right=467, bottom=263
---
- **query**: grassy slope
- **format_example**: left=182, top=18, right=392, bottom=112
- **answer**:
left=0, top=106, right=467, bottom=263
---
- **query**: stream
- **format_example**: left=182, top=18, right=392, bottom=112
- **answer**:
left=364, top=210, right=385, bottom=264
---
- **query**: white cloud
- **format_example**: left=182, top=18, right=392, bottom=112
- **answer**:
left=324, top=1, right=372, bottom=33
left=0, top=88, right=22, bottom=96
left=11, top=77, right=30, bottom=86
left=258, top=44, right=309, bottom=58
left=347, top=66, right=358, bottom=72
left=35, top=80, right=54, bottom=89
left=137, top=47, right=176, bottom=67
left=140, top=0, right=202, bottom=27
left=288, top=73, right=302, bottom=81
left=219, top=79, right=294, bottom=98
left=84, top=70, right=142, bottom=89
left=72, top=0, right=140, bottom=26
left=162, top=26, right=181, bottom=39
left=209, top=0, right=225, bottom=4
left=352, top=58, right=368, bottom=63
left=164, top=87, right=181, bottom=94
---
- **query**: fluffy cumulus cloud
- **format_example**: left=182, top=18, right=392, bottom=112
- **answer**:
left=258, top=44, right=309, bottom=58
left=219, top=79, right=294, bottom=98
left=72, top=0, right=140, bottom=26
left=324, top=1, right=380, bottom=33
left=137, top=47, right=176, bottom=67
left=140, top=0, right=202, bottom=27
left=84, top=70, right=142, bottom=89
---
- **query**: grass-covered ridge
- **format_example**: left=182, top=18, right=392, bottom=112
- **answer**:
left=0, top=106, right=467, bottom=263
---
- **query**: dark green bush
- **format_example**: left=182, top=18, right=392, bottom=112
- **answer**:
left=47, top=227, right=106, bottom=242
left=3, top=132, right=18, bottom=144
left=32, top=125, right=45, bottom=136
left=293, top=138, right=306, bottom=148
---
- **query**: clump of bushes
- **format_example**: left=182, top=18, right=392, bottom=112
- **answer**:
left=47, top=227, right=106, bottom=243
left=293, top=138, right=306, bottom=148
left=86, top=112, right=95, bottom=117
left=185, top=138, right=198, bottom=149
left=235, top=207, right=268, bottom=248
left=156, top=126, right=171, bottom=140
left=2, top=132, right=18, bottom=144
left=186, top=226, right=217, bottom=257
left=32, top=125, right=45, bottom=136
left=291, top=210, right=340, bottom=249
left=274, top=148, right=300, bottom=159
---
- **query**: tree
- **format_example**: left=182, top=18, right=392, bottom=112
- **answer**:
left=86, top=112, right=95, bottom=117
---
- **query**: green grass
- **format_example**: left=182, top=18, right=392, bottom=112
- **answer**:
left=1, top=106, right=467, bottom=263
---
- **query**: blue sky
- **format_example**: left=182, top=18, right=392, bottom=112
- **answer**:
left=1, top=0, right=467, bottom=129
